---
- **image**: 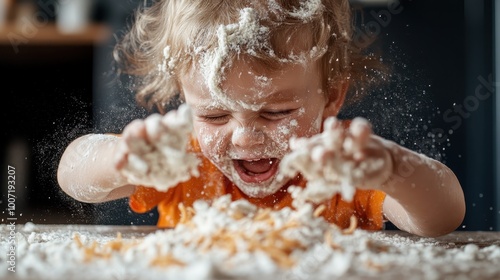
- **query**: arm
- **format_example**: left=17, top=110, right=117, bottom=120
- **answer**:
left=57, top=134, right=135, bottom=203
left=58, top=105, right=197, bottom=203
left=283, top=116, right=465, bottom=237
left=381, top=142, right=466, bottom=237
left=347, top=119, right=465, bottom=237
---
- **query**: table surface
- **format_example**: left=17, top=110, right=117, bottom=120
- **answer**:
left=16, top=224, right=500, bottom=248
left=4, top=224, right=500, bottom=280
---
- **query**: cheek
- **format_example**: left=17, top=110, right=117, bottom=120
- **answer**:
left=303, top=106, right=324, bottom=135
left=310, top=113, right=323, bottom=134
left=290, top=109, right=323, bottom=137
left=197, top=125, right=215, bottom=149
left=266, top=109, right=323, bottom=147
left=272, top=120, right=299, bottom=141
left=196, top=124, right=228, bottom=159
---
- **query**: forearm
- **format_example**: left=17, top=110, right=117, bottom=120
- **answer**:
left=381, top=142, right=466, bottom=237
left=57, top=134, right=133, bottom=203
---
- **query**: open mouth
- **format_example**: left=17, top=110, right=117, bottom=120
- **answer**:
left=233, top=158, right=280, bottom=183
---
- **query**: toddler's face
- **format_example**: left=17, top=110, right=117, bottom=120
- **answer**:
left=181, top=60, right=330, bottom=198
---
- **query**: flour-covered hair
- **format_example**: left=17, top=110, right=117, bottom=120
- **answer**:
left=114, top=0, right=384, bottom=112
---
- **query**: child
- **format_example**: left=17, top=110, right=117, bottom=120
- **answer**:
left=57, top=0, right=465, bottom=237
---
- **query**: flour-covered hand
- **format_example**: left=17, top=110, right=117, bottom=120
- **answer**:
left=343, top=117, right=394, bottom=190
left=114, top=104, right=200, bottom=191
left=280, top=117, right=393, bottom=203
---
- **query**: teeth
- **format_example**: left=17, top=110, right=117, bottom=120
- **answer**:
left=242, top=159, right=264, bottom=162
left=241, top=159, right=275, bottom=163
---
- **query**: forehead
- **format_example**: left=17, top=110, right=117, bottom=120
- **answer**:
left=180, top=58, right=321, bottom=108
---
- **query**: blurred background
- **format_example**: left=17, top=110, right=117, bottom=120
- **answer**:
left=0, top=0, right=498, bottom=230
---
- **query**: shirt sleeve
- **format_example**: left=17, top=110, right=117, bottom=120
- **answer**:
left=129, top=186, right=172, bottom=214
left=320, top=190, right=386, bottom=230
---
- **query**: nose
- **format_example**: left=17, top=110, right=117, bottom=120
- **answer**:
left=231, top=126, right=265, bottom=149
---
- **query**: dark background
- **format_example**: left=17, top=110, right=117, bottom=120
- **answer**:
left=1, top=0, right=498, bottom=230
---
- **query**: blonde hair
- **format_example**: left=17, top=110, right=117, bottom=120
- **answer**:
left=114, top=0, right=384, bottom=113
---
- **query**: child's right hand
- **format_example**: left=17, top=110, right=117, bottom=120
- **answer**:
left=115, top=115, right=164, bottom=172
left=115, top=118, right=147, bottom=171
left=114, top=104, right=200, bottom=192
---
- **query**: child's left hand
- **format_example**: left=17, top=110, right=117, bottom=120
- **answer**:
left=280, top=117, right=394, bottom=201
left=338, top=117, right=394, bottom=190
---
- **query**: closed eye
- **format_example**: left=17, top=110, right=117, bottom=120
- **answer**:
left=199, top=114, right=230, bottom=124
left=261, top=110, right=295, bottom=120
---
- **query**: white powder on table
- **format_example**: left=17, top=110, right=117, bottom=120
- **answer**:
left=1, top=199, right=500, bottom=280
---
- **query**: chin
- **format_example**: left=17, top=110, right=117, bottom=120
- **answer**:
left=234, top=180, right=283, bottom=198
left=235, top=183, right=280, bottom=198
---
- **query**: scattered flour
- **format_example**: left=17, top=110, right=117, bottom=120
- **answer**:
left=289, top=0, right=323, bottom=21
left=1, top=197, right=499, bottom=280
left=157, top=46, right=176, bottom=75
left=12, top=2, right=489, bottom=279
left=120, top=104, right=200, bottom=191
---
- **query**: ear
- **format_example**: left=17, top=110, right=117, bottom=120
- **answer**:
left=322, top=81, right=348, bottom=119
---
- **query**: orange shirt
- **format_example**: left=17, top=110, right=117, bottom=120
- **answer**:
left=129, top=139, right=386, bottom=230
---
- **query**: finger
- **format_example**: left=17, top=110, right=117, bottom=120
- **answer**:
left=144, top=114, right=164, bottom=142
left=323, top=116, right=340, bottom=132
left=160, top=107, right=194, bottom=135
left=123, top=120, right=151, bottom=155
left=311, top=146, right=326, bottom=162
left=350, top=117, right=372, bottom=147
left=123, top=119, right=148, bottom=143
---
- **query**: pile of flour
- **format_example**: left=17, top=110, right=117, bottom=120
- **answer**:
left=1, top=197, right=500, bottom=280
